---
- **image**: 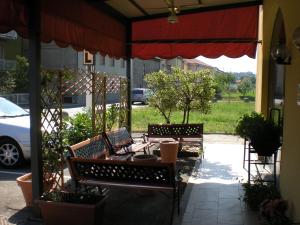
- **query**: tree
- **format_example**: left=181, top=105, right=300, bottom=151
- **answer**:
left=7, top=55, right=29, bottom=93
left=172, top=68, right=215, bottom=124
left=144, top=70, right=177, bottom=124
left=214, top=72, right=235, bottom=102
left=145, top=67, right=215, bottom=124
left=238, top=77, right=254, bottom=97
left=0, top=71, right=15, bottom=93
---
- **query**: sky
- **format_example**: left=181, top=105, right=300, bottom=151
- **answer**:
left=197, top=55, right=257, bottom=74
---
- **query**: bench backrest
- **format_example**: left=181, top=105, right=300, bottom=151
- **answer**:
left=68, top=157, right=176, bottom=187
left=68, top=135, right=107, bottom=159
left=102, top=127, right=134, bottom=155
left=148, top=124, right=203, bottom=138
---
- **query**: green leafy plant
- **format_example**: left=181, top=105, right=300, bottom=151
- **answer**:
left=0, top=71, right=15, bottom=93
left=7, top=55, right=29, bottom=93
left=65, top=109, right=93, bottom=146
left=145, top=67, right=215, bottom=124
left=235, top=112, right=281, bottom=156
left=238, top=77, right=254, bottom=97
left=106, top=104, right=119, bottom=131
left=41, top=191, right=104, bottom=204
left=242, top=179, right=280, bottom=211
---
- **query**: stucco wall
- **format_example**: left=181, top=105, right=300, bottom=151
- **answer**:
left=263, top=0, right=300, bottom=222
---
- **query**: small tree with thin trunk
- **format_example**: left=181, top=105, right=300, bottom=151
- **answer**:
left=145, top=70, right=177, bottom=124
left=172, top=67, right=215, bottom=124
left=145, top=67, right=215, bottom=124
left=238, top=77, right=254, bottom=97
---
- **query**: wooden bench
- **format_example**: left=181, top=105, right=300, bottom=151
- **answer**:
left=67, top=135, right=107, bottom=159
left=102, top=127, right=152, bottom=156
left=146, top=123, right=204, bottom=151
left=67, top=135, right=133, bottom=162
left=67, top=157, right=181, bottom=225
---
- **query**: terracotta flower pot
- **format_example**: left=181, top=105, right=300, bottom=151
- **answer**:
left=37, top=193, right=107, bottom=225
left=160, top=141, right=179, bottom=165
left=16, top=173, right=55, bottom=207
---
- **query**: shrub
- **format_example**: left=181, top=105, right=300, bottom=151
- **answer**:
left=65, top=109, right=93, bottom=145
left=242, top=179, right=280, bottom=211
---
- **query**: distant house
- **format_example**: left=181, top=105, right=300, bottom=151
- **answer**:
left=182, top=58, right=214, bottom=71
left=0, top=31, right=20, bottom=71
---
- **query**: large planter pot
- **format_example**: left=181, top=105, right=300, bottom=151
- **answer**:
left=251, top=141, right=281, bottom=157
left=16, top=173, right=55, bottom=207
left=160, top=141, right=179, bottom=165
left=37, top=193, right=107, bottom=225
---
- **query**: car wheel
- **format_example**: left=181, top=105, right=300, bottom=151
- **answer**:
left=0, top=138, right=24, bottom=168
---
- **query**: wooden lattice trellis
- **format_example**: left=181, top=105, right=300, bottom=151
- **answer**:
left=40, top=69, right=129, bottom=191
left=119, top=77, right=129, bottom=128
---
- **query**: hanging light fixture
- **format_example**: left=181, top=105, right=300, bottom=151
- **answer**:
left=271, top=41, right=291, bottom=65
left=293, top=26, right=300, bottom=51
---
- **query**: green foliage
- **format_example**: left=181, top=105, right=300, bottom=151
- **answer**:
left=238, top=77, right=254, bottom=97
left=235, top=112, right=281, bottom=156
left=242, top=179, right=280, bottom=211
left=145, top=70, right=177, bottom=124
left=6, top=55, right=29, bottom=93
left=106, top=104, right=119, bottom=131
left=172, top=68, right=215, bottom=124
left=214, top=72, right=236, bottom=102
left=145, top=67, right=215, bottom=124
left=0, top=71, right=15, bottom=93
left=132, top=101, right=254, bottom=133
left=65, top=109, right=93, bottom=145
left=235, top=112, right=265, bottom=138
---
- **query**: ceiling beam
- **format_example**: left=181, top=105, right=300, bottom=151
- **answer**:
left=86, top=0, right=130, bottom=26
left=129, top=38, right=262, bottom=44
left=128, top=0, right=149, bottom=16
left=130, top=0, right=263, bottom=22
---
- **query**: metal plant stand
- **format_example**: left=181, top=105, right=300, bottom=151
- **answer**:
left=243, top=138, right=279, bottom=185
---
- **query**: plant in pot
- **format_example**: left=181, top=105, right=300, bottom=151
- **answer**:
left=36, top=129, right=107, bottom=225
left=260, top=198, right=292, bottom=225
left=235, top=112, right=282, bottom=156
left=36, top=70, right=106, bottom=225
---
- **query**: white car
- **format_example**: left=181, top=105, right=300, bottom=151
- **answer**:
left=0, top=97, right=30, bottom=168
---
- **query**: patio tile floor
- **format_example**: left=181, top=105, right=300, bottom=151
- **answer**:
left=173, top=135, right=260, bottom=225
left=0, top=135, right=260, bottom=225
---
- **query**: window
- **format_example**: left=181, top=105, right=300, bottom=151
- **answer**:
left=99, top=55, right=105, bottom=65
left=120, top=59, right=125, bottom=68
left=111, top=58, right=115, bottom=67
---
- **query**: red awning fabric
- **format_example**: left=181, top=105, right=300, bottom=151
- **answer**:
left=0, top=0, right=127, bottom=58
left=132, top=6, right=259, bottom=59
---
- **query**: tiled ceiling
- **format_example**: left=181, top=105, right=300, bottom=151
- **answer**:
left=103, top=0, right=260, bottom=18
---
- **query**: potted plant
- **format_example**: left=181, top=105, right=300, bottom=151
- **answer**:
left=36, top=130, right=107, bottom=225
left=16, top=172, right=55, bottom=207
left=36, top=190, right=107, bottom=225
left=242, top=178, right=280, bottom=211
left=236, top=112, right=281, bottom=156
left=260, top=198, right=292, bottom=225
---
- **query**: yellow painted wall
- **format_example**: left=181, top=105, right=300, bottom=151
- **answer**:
left=263, top=0, right=300, bottom=222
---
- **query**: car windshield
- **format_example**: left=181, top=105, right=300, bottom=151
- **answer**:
left=132, top=89, right=143, bottom=94
left=0, top=98, right=29, bottom=117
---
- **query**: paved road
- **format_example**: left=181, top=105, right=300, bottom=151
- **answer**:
left=63, top=102, right=147, bottom=117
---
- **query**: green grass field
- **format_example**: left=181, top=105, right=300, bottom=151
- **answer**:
left=132, top=101, right=255, bottom=134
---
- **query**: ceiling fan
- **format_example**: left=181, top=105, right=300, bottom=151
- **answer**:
left=164, top=0, right=203, bottom=23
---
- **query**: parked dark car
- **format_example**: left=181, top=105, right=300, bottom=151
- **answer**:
left=131, top=88, right=151, bottom=105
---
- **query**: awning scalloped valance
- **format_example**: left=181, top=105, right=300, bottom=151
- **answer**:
left=0, top=1, right=258, bottom=59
